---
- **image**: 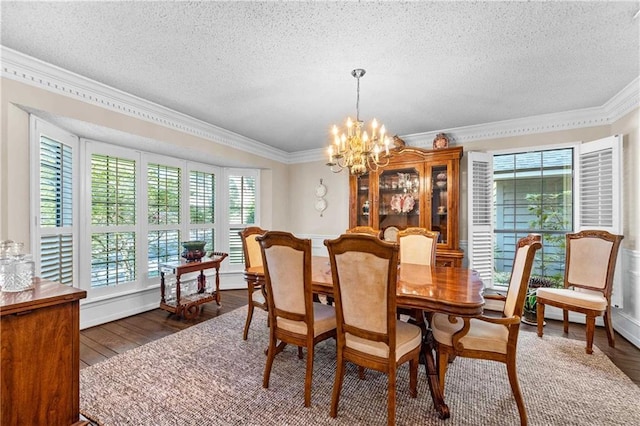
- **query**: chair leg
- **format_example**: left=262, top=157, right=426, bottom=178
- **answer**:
left=358, top=366, right=366, bottom=380
left=243, top=303, right=255, bottom=340
left=298, top=346, right=303, bottom=359
left=409, top=357, right=418, bottom=398
left=506, top=353, right=527, bottom=426
left=585, top=315, right=596, bottom=354
left=263, top=332, right=277, bottom=389
left=304, top=345, right=313, bottom=407
left=536, top=303, right=545, bottom=338
left=603, top=307, right=616, bottom=348
left=387, top=365, right=396, bottom=426
left=330, top=354, right=345, bottom=418
left=563, top=309, right=569, bottom=334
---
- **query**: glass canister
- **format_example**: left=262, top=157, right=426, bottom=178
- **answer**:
left=14, top=254, right=35, bottom=291
left=0, top=257, right=16, bottom=291
left=0, top=242, right=35, bottom=292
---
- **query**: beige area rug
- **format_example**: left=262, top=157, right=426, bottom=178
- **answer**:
left=80, top=308, right=640, bottom=425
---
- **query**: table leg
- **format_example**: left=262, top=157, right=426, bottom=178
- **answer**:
left=422, top=329, right=450, bottom=419
left=214, top=266, right=221, bottom=305
left=160, top=271, right=166, bottom=304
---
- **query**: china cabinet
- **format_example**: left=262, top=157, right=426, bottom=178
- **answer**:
left=349, top=146, right=464, bottom=266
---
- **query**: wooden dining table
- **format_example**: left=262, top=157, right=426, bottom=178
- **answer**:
left=245, top=255, right=485, bottom=419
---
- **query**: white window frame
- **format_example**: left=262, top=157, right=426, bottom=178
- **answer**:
left=143, top=153, right=185, bottom=283
left=82, top=139, right=144, bottom=299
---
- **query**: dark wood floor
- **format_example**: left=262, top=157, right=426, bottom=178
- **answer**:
left=80, top=289, right=640, bottom=387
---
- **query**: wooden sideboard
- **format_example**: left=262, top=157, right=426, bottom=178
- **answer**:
left=1, top=279, right=87, bottom=425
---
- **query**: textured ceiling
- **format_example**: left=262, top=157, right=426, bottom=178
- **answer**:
left=1, top=1, right=638, bottom=153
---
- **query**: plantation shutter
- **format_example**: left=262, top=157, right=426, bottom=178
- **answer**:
left=31, top=117, right=79, bottom=286
left=227, top=172, right=258, bottom=266
left=467, top=151, right=494, bottom=287
left=576, top=135, right=623, bottom=307
left=90, top=154, right=137, bottom=287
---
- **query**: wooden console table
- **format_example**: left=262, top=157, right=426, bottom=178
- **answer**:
left=160, top=252, right=228, bottom=319
left=1, top=279, right=88, bottom=425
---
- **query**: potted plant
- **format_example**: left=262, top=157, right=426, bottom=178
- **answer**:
left=522, top=276, right=556, bottom=325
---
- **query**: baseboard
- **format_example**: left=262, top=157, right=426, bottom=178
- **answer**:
left=612, top=309, right=640, bottom=348
left=79, top=271, right=247, bottom=329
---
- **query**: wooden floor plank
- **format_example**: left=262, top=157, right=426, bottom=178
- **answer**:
left=81, top=326, right=140, bottom=354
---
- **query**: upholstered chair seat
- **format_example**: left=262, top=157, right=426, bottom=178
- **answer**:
left=536, top=288, right=607, bottom=311
left=277, top=302, right=337, bottom=337
left=431, top=315, right=510, bottom=354
left=345, top=320, right=422, bottom=361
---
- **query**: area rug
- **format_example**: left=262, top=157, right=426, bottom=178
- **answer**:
left=80, top=308, right=640, bottom=425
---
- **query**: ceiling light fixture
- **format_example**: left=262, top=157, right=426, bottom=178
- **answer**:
left=326, top=68, right=391, bottom=176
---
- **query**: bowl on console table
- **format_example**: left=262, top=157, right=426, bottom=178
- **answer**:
left=181, top=241, right=207, bottom=262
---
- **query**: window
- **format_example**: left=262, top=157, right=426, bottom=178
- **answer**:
left=227, top=171, right=258, bottom=266
left=468, top=136, right=622, bottom=296
left=90, top=153, right=137, bottom=287
left=493, top=149, right=573, bottom=286
left=31, top=119, right=260, bottom=302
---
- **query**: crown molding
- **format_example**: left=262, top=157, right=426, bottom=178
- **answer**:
left=2, top=46, right=638, bottom=165
left=1, top=46, right=289, bottom=163
left=403, top=75, right=639, bottom=149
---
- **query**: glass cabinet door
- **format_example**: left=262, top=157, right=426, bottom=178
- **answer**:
left=377, top=168, right=420, bottom=230
left=431, top=164, right=449, bottom=244
left=356, top=174, right=370, bottom=226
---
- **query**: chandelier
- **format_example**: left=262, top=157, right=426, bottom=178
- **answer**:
left=326, top=69, right=391, bottom=176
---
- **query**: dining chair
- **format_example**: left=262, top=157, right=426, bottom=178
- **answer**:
left=431, top=234, right=542, bottom=426
left=397, top=227, right=439, bottom=266
left=345, top=226, right=381, bottom=238
left=536, top=230, right=623, bottom=354
left=239, top=226, right=268, bottom=340
left=396, top=227, right=439, bottom=326
left=325, top=234, right=422, bottom=426
left=257, top=231, right=337, bottom=407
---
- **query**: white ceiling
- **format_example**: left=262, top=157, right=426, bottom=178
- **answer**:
left=1, top=1, right=638, bottom=153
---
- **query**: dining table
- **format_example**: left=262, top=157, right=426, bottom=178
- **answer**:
left=245, top=255, right=485, bottom=420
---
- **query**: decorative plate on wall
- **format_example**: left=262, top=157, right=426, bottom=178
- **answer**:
left=314, top=198, right=327, bottom=214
